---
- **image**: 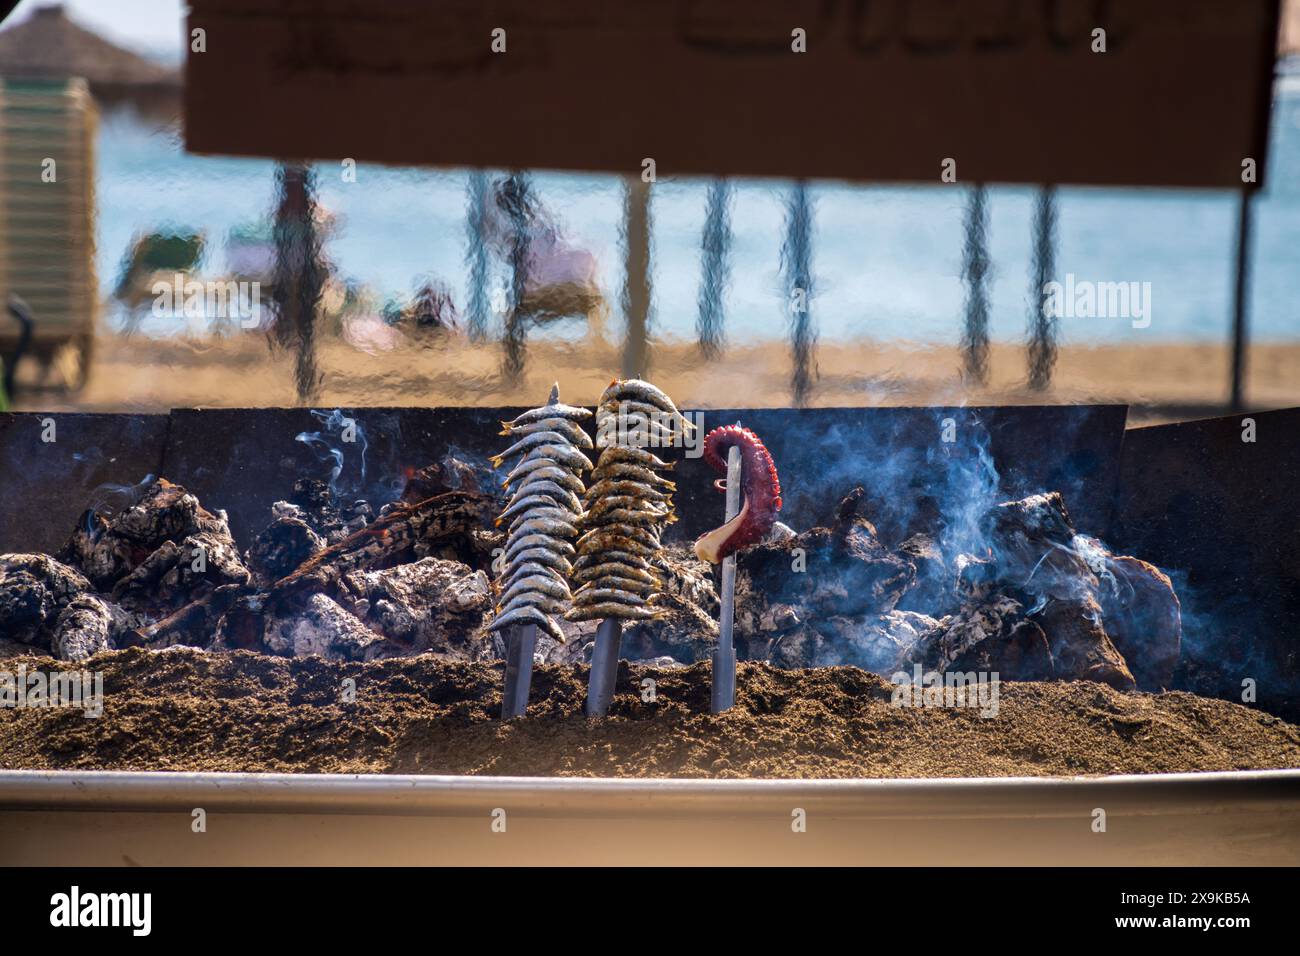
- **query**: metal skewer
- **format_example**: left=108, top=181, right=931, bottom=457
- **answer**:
left=501, top=623, right=537, bottom=719
left=586, top=618, right=623, bottom=716
left=711, top=443, right=742, bottom=713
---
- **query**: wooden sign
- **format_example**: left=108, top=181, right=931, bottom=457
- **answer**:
left=185, top=0, right=1280, bottom=188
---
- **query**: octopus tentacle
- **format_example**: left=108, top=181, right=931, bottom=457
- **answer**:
left=693, top=425, right=782, bottom=563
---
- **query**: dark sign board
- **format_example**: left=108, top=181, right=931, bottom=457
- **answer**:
left=185, top=0, right=1279, bottom=188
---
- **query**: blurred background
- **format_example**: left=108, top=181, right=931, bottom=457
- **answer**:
left=0, top=0, right=1296, bottom=419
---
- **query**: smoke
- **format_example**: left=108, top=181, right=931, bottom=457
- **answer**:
left=79, top=471, right=157, bottom=537
left=794, top=409, right=1185, bottom=634
left=295, top=408, right=368, bottom=499
left=808, top=409, right=999, bottom=550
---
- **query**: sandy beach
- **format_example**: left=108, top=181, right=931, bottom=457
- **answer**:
left=11, top=333, right=1298, bottom=422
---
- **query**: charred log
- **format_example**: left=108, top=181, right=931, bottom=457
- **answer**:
left=335, top=557, right=494, bottom=659
left=399, top=455, right=488, bottom=503
left=773, top=610, right=936, bottom=672
left=58, top=478, right=250, bottom=615
left=269, top=490, right=494, bottom=604
left=1035, top=594, right=1136, bottom=690
left=245, top=509, right=326, bottom=583
left=134, top=582, right=254, bottom=648
left=1085, top=548, right=1182, bottom=690
left=263, top=593, right=388, bottom=661
left=0, top=554, right=93, bottom=648
left=902, top=592, right=1054, bottom=681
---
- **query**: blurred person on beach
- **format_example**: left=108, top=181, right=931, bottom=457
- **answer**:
left=484, top=176, right=607, bottom=341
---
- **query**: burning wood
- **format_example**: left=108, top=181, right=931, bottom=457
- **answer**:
left=0, top=554, right=143, bottom=661
left=335, top=558, right=493, bottom=658
left=0, top=424, right=1182, bottom=703
left=269, top=489, right=493, bottom=601
left=59, top=477, right=248, bottom=611
left=245, top=505, right=326, bottom=583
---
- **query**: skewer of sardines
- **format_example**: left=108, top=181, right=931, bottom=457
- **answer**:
left=490, top=383, right=593, bottom=718
left=570, top=378, right=695, bottom=715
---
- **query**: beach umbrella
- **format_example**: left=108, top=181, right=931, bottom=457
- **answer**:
left=0, top=4, right=179, bottom=116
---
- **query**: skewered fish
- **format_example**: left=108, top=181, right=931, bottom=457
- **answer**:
left=492, top=603, right=568, bottom=642
left=565, top=601, right=659, bottom=622
left=492, top=440, right=593, bottom=473
left=571, top=549, right=655, bottom=572
left=503, top=460, right=587, bottom=493
left=577, top=507, right=670, bottom=530
left=589, top=446, right=675, bottom=471
left=566, top=378, right=684, bottom=623
left=489, top=384, right=591, bottom=643
left=502, top=547, right=572, bottom=576
left=509, top=514, right=581, bottom=538
left=571, top=562, right=659, bottom=587
left=589, top=473, right=673, bottom=497
left=501, top=561, right=568, bottom=591
left=597, top=379, right=696, bottom=434
left=499, top=574, right=572, bottom=608
left=502, top=402, right=593, bottom=428
left=497, top=417, right=595, bottom=448
left=506, top=532, right=576, bottom=562
left=573, top=577, right=656, bottom=597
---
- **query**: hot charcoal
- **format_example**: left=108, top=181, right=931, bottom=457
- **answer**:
left=0, top=444, right=1186, bottom=702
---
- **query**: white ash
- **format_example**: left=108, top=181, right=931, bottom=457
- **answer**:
left=0, top=554, right=93, bottom=646
left=337, top=557, right=494, bottom=658
left=51, top=594, right=115, bottom=662
left=263, top=593, right=389, bottom=661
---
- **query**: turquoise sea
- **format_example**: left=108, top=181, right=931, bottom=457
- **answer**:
left=95, top=70, right=1300, bottom=347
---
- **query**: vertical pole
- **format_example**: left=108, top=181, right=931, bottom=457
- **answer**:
left=711, top=443, right=742, bottom=713
left=1230, top=188, right=1254, bottom=412
left=501, top=623, right=536, bottom=719
left=697, top=178, right=732, bottom=358
left=622, top=175, right=651, bottom=378
left=782, top=181, right=815, bottom=406
left=465, top=170, right=490, bottom=343
left=501, top=172, right=532, bottom=383
left=585, top=618, right=623, bottom=716
left=962, top=183, right=990, bottom=387
left=1027, top=185, right=1058, bottom=391
left=271, top=162, right=324, bottom=403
